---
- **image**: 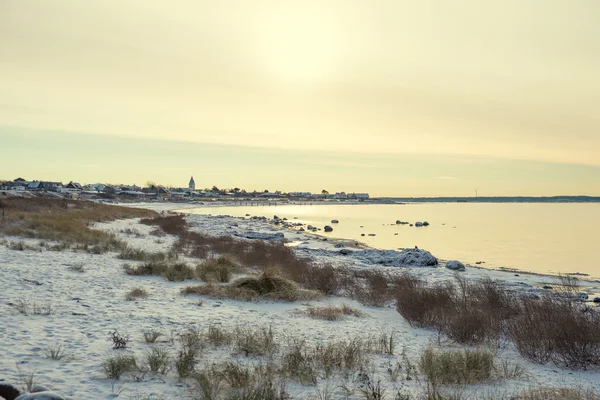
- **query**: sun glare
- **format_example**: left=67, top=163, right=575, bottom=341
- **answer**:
left=257, top=9, right=342, bottom=85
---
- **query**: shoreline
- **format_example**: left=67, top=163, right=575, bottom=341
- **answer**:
left=129, top=201, right=600, bottom=291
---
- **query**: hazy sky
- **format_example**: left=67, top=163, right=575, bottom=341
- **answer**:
left=1, top=0, right=599, bottom=196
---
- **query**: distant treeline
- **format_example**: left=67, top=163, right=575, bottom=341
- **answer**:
left=376, top=196, right=600, bottom=203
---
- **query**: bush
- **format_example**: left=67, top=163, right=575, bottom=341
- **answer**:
left=349, top=269, right=397, bottom=307
left=419, top=347, right=494, bottom=385
left=396, top=274, right=516, bottom=345
left=206, top=325, right=234, bottom=346
left=126, top=287, right=149, bottom=301
left=143, top=329, right=164, bottom=343
left=279, top=339, right=318, bottom=385
left=312, top=338, right=371, bottom=377
left=101, top=354, right=138, bottom=380
left=508, top=294, right=600, bottom=369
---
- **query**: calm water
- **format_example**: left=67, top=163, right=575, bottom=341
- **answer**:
left=183, top=203, right=600, bottom=278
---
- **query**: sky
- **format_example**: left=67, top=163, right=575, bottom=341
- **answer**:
left=1, top=0, right=599, bottom=196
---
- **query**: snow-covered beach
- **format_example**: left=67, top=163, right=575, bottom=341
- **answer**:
left=2, top=201, right=600, bottom=400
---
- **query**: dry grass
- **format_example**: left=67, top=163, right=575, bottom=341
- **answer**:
left=182, top=272, right=322, bottom=302
left=126, top=287, right=149, bottom=301
left=233, top=325, right=279, bottom=357
left=196, top=256, right=242, bottom=283
left=302, top=304, right=364, bottom=321
left=0, top=197, right=155, bottom=249
left=206, top=325, right=234, bottom=346
left=348, top=269, right=398, bottom=307
left=124, top=261, right=194, bottom=282
left=419, top=347, right=494, bottom=385
left=101, top=354, right=138, bottom=380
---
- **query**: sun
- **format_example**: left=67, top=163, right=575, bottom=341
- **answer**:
left=257, top=8, right=342, bottom=85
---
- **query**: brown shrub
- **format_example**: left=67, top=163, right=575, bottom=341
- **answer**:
left=348, top=269, right=397, bottom=307
left=508, top=295, right=600, bottom=369
left=196, top=256, right=241, bottom=283
left=140, top=214, right=187, bottom=235
left=396, top=274, right=516, bottom=345
left=512, top=387, right=600, bottom=400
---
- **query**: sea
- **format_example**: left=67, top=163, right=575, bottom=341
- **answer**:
left=182, top=202, right=600, bottom=278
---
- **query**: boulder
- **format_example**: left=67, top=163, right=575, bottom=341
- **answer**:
left=334, top=243, right=345, bottom=248
left=331, top=219, right=339, bottom=223
left=446, top=260, right=466, bottom=271
left=423, top=221, right=430, bottom=226
left=0, top=384, right=20, bottom=400
left=415, top=221, right=424, bottom=227
left=593, top=297, right=600, bottom=303
left=15, top=393, right=65, bottom=400
left=578, top=292, right=589, bottom=301
left=324, top=226, right=333, bottom=232
left=349, top=248, right=438, bottom=267
left=368, top=233, right=376, bottom=236
left=339, top=249, right=352, bottom=255
left=396, top=220, right=402, bottom=224
left=273, top=215, right=280, bottom=220
left=361, top=233, right=365, bottom=236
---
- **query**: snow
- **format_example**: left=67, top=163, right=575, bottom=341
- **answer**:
left=2, top=203, right=600, bottom=399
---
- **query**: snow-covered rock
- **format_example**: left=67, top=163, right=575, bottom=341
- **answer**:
left=242, top=232, right=285, bottom=241
left=15, top=392, right=65, bottom=400
left=446, top=260, right=466, bottom=271
left=30, top=387, right=50, bottom=394
left=350, top=248, right=438, bottom=267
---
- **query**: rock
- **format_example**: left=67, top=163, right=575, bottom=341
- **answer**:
left=273, top=215, right=280, bottom=220
left=307, top=225, right=315, bottom=230
left=334, top=243, right=345, bottom=248
left=446, top=260, right=466, bottom=271
left=368, top=233, right=376, bottom=236
left=339, top=249, right=352, bottom=255
left=415, top=221, right=424, bottom=227
left=15, top=393, right=65, bottom=400
left=341, top=248, right=438, bottom=267
left=245, top=214, right=250, bottom=216
left=324, top=226, right=333, bottom=232
left=30, top=387, right=49, bottom=394
left=0, top=384, right=20, bottom=400
left=243, top=232, right=285, bottom=241
left=578, top=292, right=589, bottom=301
left=331, top=219, right=339, bottom=223
left=593, top=297, right=600, bottom=303
left=542, top=285, right=553, bottom=290
left=396, top=220, right=402, bottom=224
left=423, top=221, right=429, bottom=226
left=298, top=228, right=305, bottom=232
left=293, top=217, right=298, bottom=219
left=361, top=233, right=365, bottom=236
left=409, top=224, right=413, bottom=227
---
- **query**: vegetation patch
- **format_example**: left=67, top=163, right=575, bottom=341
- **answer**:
left=0, top=197, right=154, bottom=249
left=419, top=347, right=494, bottom=386
left=196, top=256, right=242, bottom=283
left=124, top=261, right=194, bottom=282
left=182, top=273, right=322, bottom=302
left=301, top=304, right=364, bottom=321
left=125, top=287, right=149, bottom=301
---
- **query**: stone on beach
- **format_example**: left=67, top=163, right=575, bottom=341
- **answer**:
left=331, top=219, right=339, bottom=223
left=243, top=232, right=285, bottom=241
left=415, top=221, right=423, bottom=227
left=324, top=226, right=333, bottom=232
left=446, top=260, right=466, bottom=271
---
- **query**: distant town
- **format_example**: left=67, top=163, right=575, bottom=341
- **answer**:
left=0, top=176, right=370, bottom=202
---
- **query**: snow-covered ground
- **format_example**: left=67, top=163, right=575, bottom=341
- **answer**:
left=2, top=204, right=600, bottom=399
